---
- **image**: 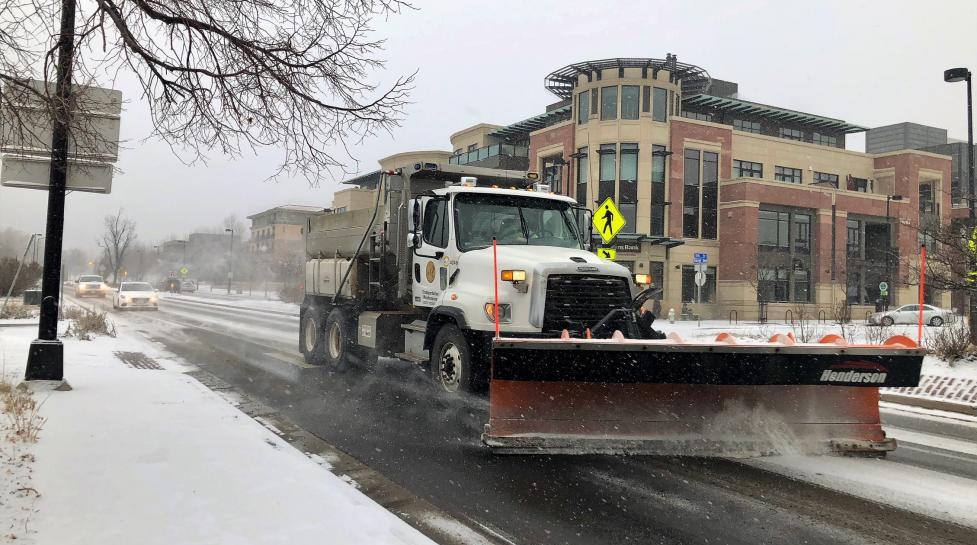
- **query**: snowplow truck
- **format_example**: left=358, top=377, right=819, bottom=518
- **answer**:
left=300, top=163, right=924, bottom=456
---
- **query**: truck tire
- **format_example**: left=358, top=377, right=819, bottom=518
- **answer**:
left=300, top=308, right=326, bottom=365
left=324, top=308, right=353, bottom=370
left=430, top=324, right=474, bottom=394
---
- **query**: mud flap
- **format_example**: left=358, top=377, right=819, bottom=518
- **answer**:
left=483, top=333, right=924, bottom=456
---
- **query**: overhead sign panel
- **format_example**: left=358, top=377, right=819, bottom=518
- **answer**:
left=0, top=80, right=121, bottom=194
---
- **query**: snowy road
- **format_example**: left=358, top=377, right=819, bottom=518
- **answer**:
left=65, top=293, right=977, bottom=545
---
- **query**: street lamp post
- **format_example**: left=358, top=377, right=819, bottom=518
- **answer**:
left=225, top=228, right=234, bottom=294
left=945, top=67, right=975, bottom=342
left=885, top=194, right=903, bottom=311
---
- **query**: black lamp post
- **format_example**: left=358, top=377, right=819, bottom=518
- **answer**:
left=945, top=67, right=975, bottom=342
left=944, top=68, right=974, bottom=220
left=885, top=194, right=903, bottom=310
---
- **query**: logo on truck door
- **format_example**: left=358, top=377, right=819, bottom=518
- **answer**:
left=425, top=262, right=436, bottom=283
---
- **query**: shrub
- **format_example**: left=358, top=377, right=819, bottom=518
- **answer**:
left=928, top=323, right=972, bottom=364
left=0, top=258, right=42, bottom=297
left=0, top=302, right=35, bottom=319
left=0, top=380, right=46, bottom=443
left=63, top=307, right=116, bottom=339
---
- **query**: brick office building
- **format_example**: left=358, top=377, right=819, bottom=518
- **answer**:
left=345, top=55, right=953, bottom=319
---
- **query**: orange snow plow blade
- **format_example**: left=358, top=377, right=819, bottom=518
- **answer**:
left=483, top=332, right=924, bottom=456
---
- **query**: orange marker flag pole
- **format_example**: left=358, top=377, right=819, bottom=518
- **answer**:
left=492, top=237, right=500, bottom=339
left=918, top=244, right=926, bottom=345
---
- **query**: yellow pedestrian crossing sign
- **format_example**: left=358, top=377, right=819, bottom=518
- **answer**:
left=597, top=248, right=617, bottom=260
left=593, top=198, right=626, bottom=244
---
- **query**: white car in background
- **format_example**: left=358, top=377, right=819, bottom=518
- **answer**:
left=867, top=304, right=955, bottom=327
left=75, top=275, right=109, bottom=298
left=112, top=282, right=160, bottom=310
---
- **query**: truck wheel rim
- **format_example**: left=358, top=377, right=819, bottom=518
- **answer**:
left=328, top=323, right=342, bottom=359
left=438, top=343, right=461, bottom=392
left=303, top=319, right=317, bottom=353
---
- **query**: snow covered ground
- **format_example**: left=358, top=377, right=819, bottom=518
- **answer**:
left=160, top=291, right=299, bottom=315
left=0, top=322, right=433, bottom=545
left=660, top=319, right=977, bottom=380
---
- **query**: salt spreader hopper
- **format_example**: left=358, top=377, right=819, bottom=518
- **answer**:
left=483, top=330, right=924, bottom=456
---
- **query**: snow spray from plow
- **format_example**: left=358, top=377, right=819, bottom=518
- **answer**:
left=483, top=331, right=925, bottom=456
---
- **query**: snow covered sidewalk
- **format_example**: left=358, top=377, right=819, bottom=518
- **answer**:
left=0, top=324, right=434, bottom=545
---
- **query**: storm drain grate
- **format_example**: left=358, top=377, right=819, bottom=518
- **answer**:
left=114, top=351, right=164, bottom=370
left=884, top=375, right=977, bottom=405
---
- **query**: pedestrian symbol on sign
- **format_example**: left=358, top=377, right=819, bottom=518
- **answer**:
left=592, top=198, right=626, bottom=244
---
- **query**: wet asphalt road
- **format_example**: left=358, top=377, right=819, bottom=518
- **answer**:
left=69, top=293, right=977, bottom=545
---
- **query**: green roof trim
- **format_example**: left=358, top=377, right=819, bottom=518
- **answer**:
left=682, top=94, right=867, bottom=133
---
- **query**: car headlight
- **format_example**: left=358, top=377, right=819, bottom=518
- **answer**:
left=484, top=303, right=512, bottom=323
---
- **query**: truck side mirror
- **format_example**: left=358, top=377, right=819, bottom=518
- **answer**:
left=411, top=199, right=422, bottom=232
left=411, top=233, right=422, bottom=249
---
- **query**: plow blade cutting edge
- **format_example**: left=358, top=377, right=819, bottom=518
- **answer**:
left=483, top=332, right=925, bottom=456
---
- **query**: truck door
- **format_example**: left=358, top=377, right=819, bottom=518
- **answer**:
left=412, top=196, right=450, bottom=307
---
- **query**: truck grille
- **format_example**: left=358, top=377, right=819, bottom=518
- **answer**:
left=543, top=274, right=631, bottom=332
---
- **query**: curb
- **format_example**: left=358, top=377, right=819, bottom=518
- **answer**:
left=880, top=392, right=977, bottom=416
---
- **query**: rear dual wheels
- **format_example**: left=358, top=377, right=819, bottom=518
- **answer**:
left=301, top=307, right=375, bottom=369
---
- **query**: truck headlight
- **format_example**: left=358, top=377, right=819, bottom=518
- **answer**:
left=634, top=273, right=652, bottom=286
left=484, top=303, right=512, bottom=323
left=500, top=270, right=526, bottom=282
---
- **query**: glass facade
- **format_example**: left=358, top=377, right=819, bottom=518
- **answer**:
left=577, top=91, right=589, bottom=125
left=619, top=144, right=638, bottom=233
left=683, top=149, right=700, bottom=238
left=733, top=119, right=761, bottom=133
left=575, top=147, right=588, bottom=205
left=621, top=86, right=640, bottom=120
left=600, top=86, right=618, bottom=121
left=701, top=151, right=718, bottom=239
left=598, top=144, right=616, bottom=203
left=757, top=208, right=812, bottom=302
left=652, top=87, right=668, bottom=122
left=650, top=145, right=666, bottom=236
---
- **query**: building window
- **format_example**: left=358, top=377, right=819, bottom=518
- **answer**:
left=621, top=85, right=640, bottom=120
left=919, top=184, right=937, bottom=214
left=759, top=210, right=789, bottom=249
left=733, top=159, right=763, bottom=178
left=649, top=261, right=665, bottom=293
left=683, top=149, right=700, bottom=238
left=575, top=147, right=588, bottom=206
left=758, top=208, right=813, bottom=302
left=847, top=219, right=862, bottom=258
left=619, top=144, right=638, bottom=234
left=775, top=166, right=802, bottom=184
left=467, top=143, right=477, bottom=152
left=650, top=144, right=666, bottom=237
left=813, top=133, right=837, bottom=147
left=845, top=218, right=892, bottom=305
left=652, top=87, right=668, bottom=122
left=598, top=144, right=616, bottom=203
left=779, top=127, right=804, bottom=141
left=591, top=89, right=598, bottom=118
left=454, top=148, right=462, bottom=155
left=847, top=176, right=871, bottom=193
left=600, top=86, right=618, bottom=121
left=642, top=86, right=651, bottom=113
left=541, top=155, right=564, bottom=195
left=701, top=151, right=718, bottom=239
left=813, top=171, right=839, bottom=188
left=681, top=265, right=716, bottom=303
left=681, top=110, right=712, bottom=122
left=577, top=91, right=589, bottom=125
left=733, top=119, right=761, bottom=133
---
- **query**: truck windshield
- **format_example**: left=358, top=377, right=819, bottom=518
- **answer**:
left=454, top=193, right=583, bottom=251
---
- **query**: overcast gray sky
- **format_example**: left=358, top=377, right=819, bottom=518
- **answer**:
left=2, top=0, right=976, bottom=254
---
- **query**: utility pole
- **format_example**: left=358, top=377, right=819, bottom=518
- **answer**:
left=25, top=0, right=77, bottom=381
left=225, top=228, right=234, bottom=294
